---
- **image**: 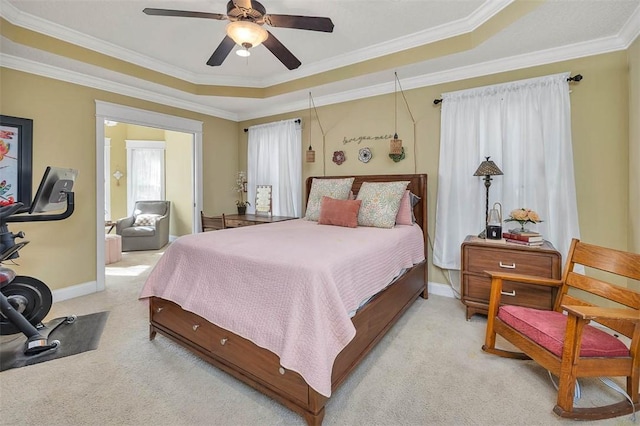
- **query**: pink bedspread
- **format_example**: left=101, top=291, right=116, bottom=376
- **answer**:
left=139, top=219, right=425, bottom=397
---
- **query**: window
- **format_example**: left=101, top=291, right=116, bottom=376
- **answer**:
left=126, top=140, right=166, bottom=214
left=246, top=119, right=302, bottom=217
left=433, top=73, right=580, bottom=271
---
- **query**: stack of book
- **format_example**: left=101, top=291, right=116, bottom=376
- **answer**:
left=502, top=230, right=544, bottom=246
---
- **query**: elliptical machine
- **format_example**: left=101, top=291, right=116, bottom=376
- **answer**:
left=0, top=166, right=77, bottom=355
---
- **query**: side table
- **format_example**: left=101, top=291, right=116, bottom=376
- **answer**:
left=460, top=236, right=562, bottom=320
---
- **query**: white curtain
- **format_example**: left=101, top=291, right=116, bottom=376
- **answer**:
left=247, top=119, right=302, bottom=217
left=126, top=140, right=165, bottom=214
left=433, top=72, right=580, bottom=270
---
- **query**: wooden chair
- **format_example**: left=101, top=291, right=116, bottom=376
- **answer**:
left=483, top=238, right=640, bottom=420
left=200, top=211, right=226, bottom=232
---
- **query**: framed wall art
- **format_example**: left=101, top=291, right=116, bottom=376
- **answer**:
left=0, top=115, right=33, bottom=209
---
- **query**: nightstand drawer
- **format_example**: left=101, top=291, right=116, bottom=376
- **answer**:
left=463, top=275, right=554, bottom=310
left=465, top=246, right=554, bottom=278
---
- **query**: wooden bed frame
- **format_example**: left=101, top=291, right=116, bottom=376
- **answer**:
left=148, top=174, right=428, bottom=425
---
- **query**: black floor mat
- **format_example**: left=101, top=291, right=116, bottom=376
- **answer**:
left=0, top=311, right=109, bottom=372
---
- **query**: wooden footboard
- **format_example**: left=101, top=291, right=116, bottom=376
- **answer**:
left=149, top=261, right=425, bottom=425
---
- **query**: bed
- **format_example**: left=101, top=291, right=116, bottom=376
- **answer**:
left=139, top=173, right=428, bottom=425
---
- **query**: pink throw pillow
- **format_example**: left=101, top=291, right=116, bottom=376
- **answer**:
left=395, top=190, right=413, bottom=226
left=318, top=196, right=362, bottom=228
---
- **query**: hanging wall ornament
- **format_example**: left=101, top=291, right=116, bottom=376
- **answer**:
left=306, top=92, right=315, bottom=163
left=389, top=72, right=403, bottom=155
left=332, top=150, right=346, bottom=165
left=358, top=147, right=372, bottom=163
left=389, top=147, right=405, bottom=163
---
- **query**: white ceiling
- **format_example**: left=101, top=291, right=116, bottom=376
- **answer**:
left=1, top=0, right=639, bottom=121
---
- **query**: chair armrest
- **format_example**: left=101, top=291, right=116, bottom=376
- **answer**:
left=485, top=271, right=563, bottom=287
left=562, top=305, right=640, bottom=323
left=116, top=216, right=135, bottom=234
left=485, top=272, right=562, bottom=320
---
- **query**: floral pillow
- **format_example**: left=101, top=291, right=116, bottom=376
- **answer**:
left=305, top=177, right=355, bottom=221
left=133, top=213, right=161, bottom=227
left=356, top=181, right=409, bottom=228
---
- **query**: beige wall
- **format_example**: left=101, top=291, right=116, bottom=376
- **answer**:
left=629, top=37, right=640, bottom=290
left=240, top=50, right=634, bottom=287
left=0, top=67, right=238, bottom=291
left=629, top=37, right=640, bottom=256
left=165, top=130, right=193, bottom=236
left=0, top=44, right=636, bottom=294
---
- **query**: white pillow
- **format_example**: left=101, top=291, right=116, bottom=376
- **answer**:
left=356, top=181, right=409, bottom=228
left=133, top=213, right=161, bottom=227
left=304, top=177, right=355, bottom=221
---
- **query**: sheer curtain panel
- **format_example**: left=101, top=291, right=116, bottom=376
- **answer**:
left=126, top=140, right=166, bottom=214
left=247, top=119, right=302, bottom=217
left=433, top=72, right=580, bottom=271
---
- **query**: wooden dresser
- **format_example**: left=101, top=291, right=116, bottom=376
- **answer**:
left=461, top=235, right=562, bottom=320
left=224, top=214, right=296, bottom=228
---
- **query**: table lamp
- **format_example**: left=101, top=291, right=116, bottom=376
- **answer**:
left=474, top=156, right=503, bottom=238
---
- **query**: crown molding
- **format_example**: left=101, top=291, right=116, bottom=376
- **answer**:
left=237, top=33, right=633, bottom=121
left=1, top=1, right=637, bottom=124
left=620, top=3, right=640, bottom=48
left=0, top=53, right=239, bottom=121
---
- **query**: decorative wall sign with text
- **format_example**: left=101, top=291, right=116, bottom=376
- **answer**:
left=342, top=134, right=394, bottom=145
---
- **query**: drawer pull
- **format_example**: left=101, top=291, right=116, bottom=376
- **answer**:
left=220, top=338, right=228, bottom=346
left=192, top=324, right=199, bottom=331
left=279, top=367, right=285, bottom=375
left=499, top=261, right=516, bottom=269
left=501, top=290, right=516, bottom=297
left=155, top=307, right=164, bottom=313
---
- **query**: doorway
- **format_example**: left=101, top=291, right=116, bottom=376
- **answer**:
left=95, top=101, right=203, bottom=292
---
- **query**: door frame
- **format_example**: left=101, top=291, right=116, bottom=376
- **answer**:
left=95, top=100, right=203, bottom=292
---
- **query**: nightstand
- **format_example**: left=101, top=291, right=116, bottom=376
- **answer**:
left=460, top=235, right=562, bottom=320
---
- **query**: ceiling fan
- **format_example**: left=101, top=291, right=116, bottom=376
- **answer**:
left=143, top=0, right=334, bottom=70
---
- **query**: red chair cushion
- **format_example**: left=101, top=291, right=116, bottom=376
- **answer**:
left=498, top=305, right=630, bottom=358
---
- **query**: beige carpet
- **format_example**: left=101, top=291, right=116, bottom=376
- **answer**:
left=0, top=247, right=636, bottom=426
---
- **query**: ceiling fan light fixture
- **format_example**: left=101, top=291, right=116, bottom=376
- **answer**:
left=226, top=21, right=268, bottom=49
left=236, top=47, right=251, bottom=57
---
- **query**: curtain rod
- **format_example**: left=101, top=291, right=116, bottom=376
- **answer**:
left=432, top=74, right=583, bottom=105
left=244, top=118, right=300, bottom=132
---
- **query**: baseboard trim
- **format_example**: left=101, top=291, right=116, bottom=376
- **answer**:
left=428, top=281, right=456, bottom=298
left=52, top=280, right=98, bottom=303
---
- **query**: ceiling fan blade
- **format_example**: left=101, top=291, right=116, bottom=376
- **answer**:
left=206, top=36, right=236, bottom=67
left=143, top=8, right=226, bottom=20
left=265, top=14, right=334, bottom=32
left=262, top=31, right=301, bottom=70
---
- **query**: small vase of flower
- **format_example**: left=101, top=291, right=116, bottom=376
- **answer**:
left=504, top=208, right=543, bottom=232
left=236, top=200, right=250, bottom=215
left=233, top=171, right=249, bottom=214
